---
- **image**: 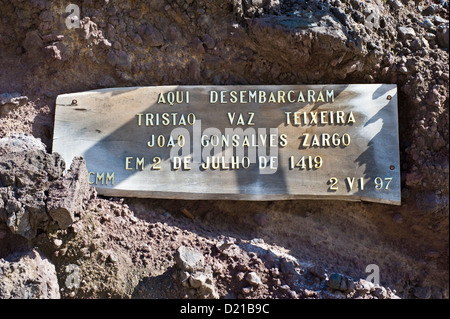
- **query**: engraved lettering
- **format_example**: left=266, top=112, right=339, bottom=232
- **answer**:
left=308, top=90, right=315, bottom=102
left=346, top=177, right=355, bottom=191
left=247, top=112, right=255, bottom=125
left=136, top=157, right=145, bottom=170
left=96, top=172, right=105, bottom=185
left=125, top=157, right=133, bottom=170
left=106, top=172, right=115, bottom=185
left=152, top=157, right=161, bottom=170
left=137, top=113, right=196, bottom=126
left=310, top=112, right=318, bottom=125
left=208, top=89, right=335, bottom=104
left=328, top=177, right=339, bottom=191
left=285, top=111, right=355, bottom=126
left=88, top=172, right=95, bottom=185
left=279, top=134, right=288, bottom=147
left=278, top=91, right=286, bottom=103
left=327, top=90, right=334, bottom=102
left=301, top=133, right=310, bottom=147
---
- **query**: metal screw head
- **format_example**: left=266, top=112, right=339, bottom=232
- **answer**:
left=387, top=95, right=392, bottom=100
left=390, top=165, right=395, bottom=170
left=72, top=99, right=78, bottom=105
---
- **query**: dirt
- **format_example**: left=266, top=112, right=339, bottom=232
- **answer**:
left=0, top=0, right=448, bottom=299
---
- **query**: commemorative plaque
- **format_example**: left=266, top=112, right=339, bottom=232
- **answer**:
left=53, top=85, right=400, bottom=205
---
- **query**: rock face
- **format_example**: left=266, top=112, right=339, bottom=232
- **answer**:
left=0, top=249, right=60, bottom=299
left=0, top=136, right=65, bottom=239
left=0, top=135, right=90, bottom=239
left=174, top=246, right=219, bottom=299
left=0, top=0, right=448, bottom=299
left=0, top=133, right=46, bottom=154
left=47, top=156, right=90, bottom=229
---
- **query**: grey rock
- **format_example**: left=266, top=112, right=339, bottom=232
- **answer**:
left=47, top=156, right=91, bottom=229
left=5, top=199, right=33, bottom=239
left=330, top=7, right=350, bottom=27
left=186, top=269, right=219, bottom=299
left=399, top=66, right=408, bottom=74
left=189, top=273, right=208, bottom=288
left=106, top=50, right=118, bottom=66
left=201, top=34, right=215, bottom=49
left=437, top=25, right=449, bottom=48
left=215, top=237, right=236, bottom=251
left=387, top=0, right=403, bottom=10
left=107, top=253, right=118, bottom=263
left=245, top=271, right=262, bottom=286
left=22, top=30, right=44, bottom=57
left=0, top=93, right=28, bottom=106
left=242, top=0, right=252, bottom=10
left=177, top=260, right=219, bottom=299
left=425, top=32, right=437, bottom=42
left=106, top=50, right=131, bottom=70
left=426, top=88, right=441, bottom=106
left=191, top=37, right=205, bottom=55
left=398, top=27, right=416, bottom=40
left=241, top=286, right=253, bottom=294
left=410, top=37, right=429, bottom=52
left=1, top=146, right=65, bottom=238
left=328, top=273, right=355, bottom=292
left=373, top=286, right=388, bottom=299
left=53, top=239, right=63, bottom=248
left=433, top=16, right=449, bottom=25
left=0, top=134, right=46, bottom=154
left=328, top=273, right=343, bottom=290
left=280, top=257, right=299, bottom=276
left=115, top=50, right=131, bottom=69
left=236, top=272, right=246, bottom=281
left=442, top=0, right=449, bottom=9
left=413, top=286, right=432, bottom=299
left=174, top=246, right=205, bottom=272
left=179, top=271, right=190, bottom=287
left=252, top=0, right=265, bottom=7
left=422, top=4, right=438, bottom=16
left=355, top=279, right=375, bottom=294
left=5, top=190, right=47, bottom=239
left=0, top=250, right=60, bottom=299
left=419, top=19, right=434, bottom=30
left=350, top=0, right=361, bottom=9
left=280, top=284, right=291, bottom=292
left=310, top=264, right=327, bottom=280
left=140, top=25, right=164, bottom=47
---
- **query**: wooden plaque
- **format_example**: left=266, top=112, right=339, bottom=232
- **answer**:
left=53, top=85, right=400, bottom=205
